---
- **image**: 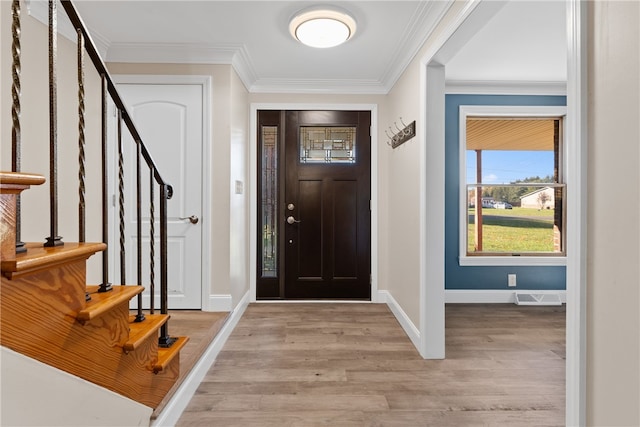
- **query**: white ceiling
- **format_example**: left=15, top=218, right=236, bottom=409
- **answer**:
left=51, top=0, right=567, bottom=94
left=446, top=1, right=566, bottom=84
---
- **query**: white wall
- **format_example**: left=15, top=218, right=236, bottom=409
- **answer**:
left=229, top=69, right=249, bottom=307
left=381, top=64, right=422, bottom=327
left=1, top=348, right=152, bottom=427
left=587, top=1, right=640, bottom=424
left=381, top=0, right=466, bottom=330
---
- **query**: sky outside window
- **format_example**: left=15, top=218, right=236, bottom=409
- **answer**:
left=466, top=150, right=554, bottom=184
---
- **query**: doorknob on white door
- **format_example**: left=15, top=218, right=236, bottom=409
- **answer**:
left=179, top=215, right=199, bottom=224
left=286, top=216, right=301, bottom=224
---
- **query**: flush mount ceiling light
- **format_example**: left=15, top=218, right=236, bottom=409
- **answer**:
left=289, top=8, right=356, bottom=48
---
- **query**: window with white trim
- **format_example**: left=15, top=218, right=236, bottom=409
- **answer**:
left=459, top=106, right=567, bottom=266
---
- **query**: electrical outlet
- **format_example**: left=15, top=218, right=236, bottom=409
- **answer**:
left=235, top=180, right=244, bottom=195
left=508, top=274, right=517, bottom=287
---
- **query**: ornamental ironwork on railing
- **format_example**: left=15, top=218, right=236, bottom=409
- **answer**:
left=9, top=0, right=177, bottom=347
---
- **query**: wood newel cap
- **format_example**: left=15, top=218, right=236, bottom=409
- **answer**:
left=0, top=172, right=46, bottom=191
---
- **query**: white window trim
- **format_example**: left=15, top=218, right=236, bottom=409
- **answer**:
left=458, top=105, right=568, bottom=267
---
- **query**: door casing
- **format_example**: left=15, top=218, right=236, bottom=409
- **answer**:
left=250, top=103, right=379, bottom=303
left=109, top=74, right=212, bottom=310
left=256, top=110, right=372, bottom=299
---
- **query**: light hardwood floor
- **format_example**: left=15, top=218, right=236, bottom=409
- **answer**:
left=151, top=310, right=228, bottom=417
left=177, top=303, right=565, bottom=426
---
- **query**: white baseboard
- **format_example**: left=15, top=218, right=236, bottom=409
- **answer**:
left=207, top=294, right=233, bottom=311
left=152, top=289, right=250, bottom=427
left=445, top=289, right=567, bottom=304
left=377, top=290, right=421, bottom=352
left=256, top=299, right=371, bottom=304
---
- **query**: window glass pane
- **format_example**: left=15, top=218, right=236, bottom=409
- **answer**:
left=465, top=117, right=564, bottom=255
left=300, top=126, right=356, bottom=163
left=466, top=184, right=564, bottom=254
left=261, top=126, right=278, bottom=277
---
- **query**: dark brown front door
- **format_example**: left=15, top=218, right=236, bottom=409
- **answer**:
left=284, top=110, right=371, bottom=299
left=256, top=110, right=371, bottom=300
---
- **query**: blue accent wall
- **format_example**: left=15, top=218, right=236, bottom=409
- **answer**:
left=445, top=94, right=567, bottom=290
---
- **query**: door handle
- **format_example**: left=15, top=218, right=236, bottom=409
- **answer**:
left=179, top=215, right=199, bottom=224
left=286, top=216, right=301, bottom=224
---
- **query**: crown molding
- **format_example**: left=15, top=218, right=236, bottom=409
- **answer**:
left=87, top=28, right=110, bottom=60
left=445, top=80, right=567, bottom=95
left=104, top=43, right=389, bottom=94
left=26, top=0, right=110, bottom=58
left=105, top=42, right=258, bottom=91
left=230, top=46, right=258, bottom=92
left=26, top=0, right=75, bottom=41
left=249, top=78, right=388, bottom=95
left=379, top=0, right=454, bottom=92
left=106, top=42, right=238, bottom=64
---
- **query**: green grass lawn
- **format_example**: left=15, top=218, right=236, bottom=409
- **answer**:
left=473, top=207, right=554, bottom=218
left=467, top=207, right=557, bottom=253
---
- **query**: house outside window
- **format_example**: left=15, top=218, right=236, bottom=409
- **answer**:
left=520, top=187, right=555, bottom=209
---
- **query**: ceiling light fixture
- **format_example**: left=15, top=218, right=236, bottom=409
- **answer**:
left=289, top=8, right=356, bottom=48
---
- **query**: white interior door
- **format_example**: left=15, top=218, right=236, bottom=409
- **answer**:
left=116, top=82, right=203, bottom=309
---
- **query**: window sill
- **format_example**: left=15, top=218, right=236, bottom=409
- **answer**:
left=459, top=256, right=567, bottom=267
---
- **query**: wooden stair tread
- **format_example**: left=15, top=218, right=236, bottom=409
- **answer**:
left=154, top=336, right=189, bottom=374
left=79, top=285, right=143, bottom=323
left=1, top=242, right=106, bottom=278
left=124, top=314, right=170, bottom=352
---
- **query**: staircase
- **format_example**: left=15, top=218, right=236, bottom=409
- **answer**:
left=0, top=172, right=188, bottom=409
left=1, top=0, right=188, bottom=412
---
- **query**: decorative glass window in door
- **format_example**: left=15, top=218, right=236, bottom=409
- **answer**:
left=300, top=126, right=356, bottom=163
left=261, top=126, right=278, bottom=277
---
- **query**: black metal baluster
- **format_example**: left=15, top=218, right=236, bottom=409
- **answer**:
left=77, top=29, right=90, bottom=302
left=44, top=0, right=62, bottom=248
left=149, top=167, right=155, bottom=315
left=135, top=152, right=144, bottom=322
left=98, top=75, right=111, bottom=292
left=158, top=184, right=176, bottom=348
left=11, top=0, right=25, bottom=254
left=77, top=29, right=85, bottom=243
left=135, top=138, right=144, bottom=319
left=118, top=109, right=126, bottom=285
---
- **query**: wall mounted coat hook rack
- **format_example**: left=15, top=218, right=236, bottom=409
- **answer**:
left=387, top=117, right=416, bottom=148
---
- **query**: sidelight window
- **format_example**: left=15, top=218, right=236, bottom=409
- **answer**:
left=260, top=126, right=278, bottom=277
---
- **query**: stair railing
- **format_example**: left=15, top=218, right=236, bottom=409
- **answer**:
left=9, top=0, right=177, bottom=347
left=10, top=0, right=25, bottom=254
